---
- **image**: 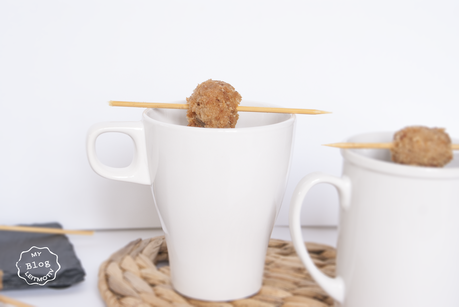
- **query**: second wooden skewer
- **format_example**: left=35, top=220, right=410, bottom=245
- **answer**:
left=109, top=100, right=330, bottom=115
left=0, top=225, right=94, bottom=236
left=324, top=142, right=459, bottom=150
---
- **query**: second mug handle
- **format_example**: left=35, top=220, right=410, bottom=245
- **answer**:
left=86, top=121, right=152, bottom=185
left=289, top=172, right=351, bottom=304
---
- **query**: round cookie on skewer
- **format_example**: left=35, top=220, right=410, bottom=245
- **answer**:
left=186, top=79, right=242, bottom=128
left=391, top=126, right=453, bottom=167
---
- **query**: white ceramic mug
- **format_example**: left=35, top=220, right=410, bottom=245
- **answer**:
left=289, top=131, right=459, bottom=307
left=87, top=101, right=296, bottom=301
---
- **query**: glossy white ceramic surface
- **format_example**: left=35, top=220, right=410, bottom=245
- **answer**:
left=87, top=101, right=296, bottom=301
left=289, top=131, right=459, bottom=307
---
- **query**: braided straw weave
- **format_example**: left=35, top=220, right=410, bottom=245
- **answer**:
left=98, top=236, right=336, bottom=307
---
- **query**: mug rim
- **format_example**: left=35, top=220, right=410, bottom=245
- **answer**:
left=142, top=100, right=296, bottom=132
left=341, top=131, right=459, bottom=179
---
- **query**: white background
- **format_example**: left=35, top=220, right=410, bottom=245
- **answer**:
left=1, top=0, right=458, bottom=229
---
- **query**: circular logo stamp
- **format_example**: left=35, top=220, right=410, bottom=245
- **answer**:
left=16, top=246, right=61, bottom=286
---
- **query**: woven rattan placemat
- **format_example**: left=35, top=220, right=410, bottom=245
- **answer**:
left=98, top=236, right=336, bottom=307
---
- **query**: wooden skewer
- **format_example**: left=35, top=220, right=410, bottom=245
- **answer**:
left=0, top=225, right=94, bottom=236
left=323, top=142, right=393, bottom=149
left=0, top=295, right=34, bottom=307
left=324, top=142, right=459, bottom=150
left=109, top=100, right=331, bottom=115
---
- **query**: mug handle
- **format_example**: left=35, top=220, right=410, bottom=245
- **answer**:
left=86, top=121, right=152, bottom=185
left=289, top=172, right=351, bottom=304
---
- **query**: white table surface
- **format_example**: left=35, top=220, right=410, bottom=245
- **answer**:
left=1, top=226, right=337, bottom=307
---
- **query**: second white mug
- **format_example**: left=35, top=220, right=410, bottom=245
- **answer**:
left=289, top=131, right=459, bottom=307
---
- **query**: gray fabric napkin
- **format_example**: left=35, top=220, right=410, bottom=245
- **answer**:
left=0, top=222, right=85, bottom=290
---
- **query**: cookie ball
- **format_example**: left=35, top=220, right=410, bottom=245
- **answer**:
left=186, top=79, right=241, bottom=128
left=391, top=126, right=453, bottom=167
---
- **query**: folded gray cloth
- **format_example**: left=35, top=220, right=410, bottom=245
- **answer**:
left=0, top=222, right=85, bottom=290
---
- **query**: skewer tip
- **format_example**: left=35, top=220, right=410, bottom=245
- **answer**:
left=322, top=143, right=341, bottom=148
left=301, top=109, right=331, bottom=115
